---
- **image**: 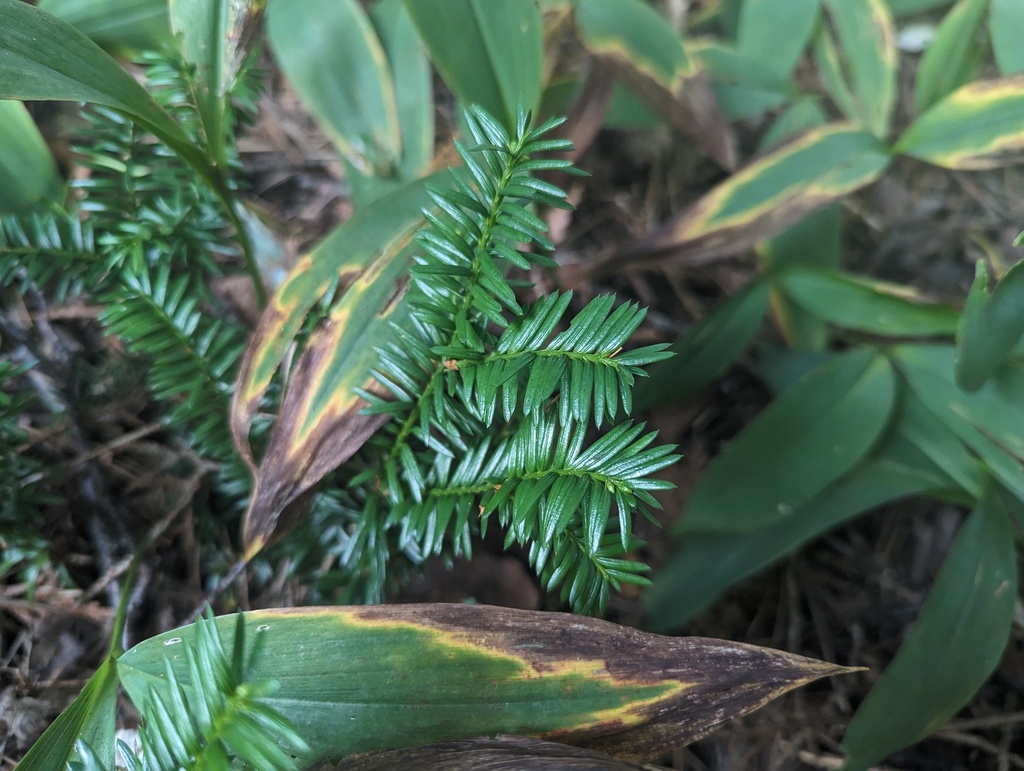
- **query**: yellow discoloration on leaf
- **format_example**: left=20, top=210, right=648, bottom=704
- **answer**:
left=231, top=175, right=441, bottom=477
left=936, top=76, right=1024, bottom=106
left=868, top=0, right=898, bottom=73
left=239, top=229, right=419, bottom=554
left=667, top=124, right=888, bottom=237
left=581, top=35, right=690, bottom=91
left=325, top=609, right=691, bottom=732
left=122, top=604, right=856, bottom=763
left=895, top=76, right=1024, bottom=169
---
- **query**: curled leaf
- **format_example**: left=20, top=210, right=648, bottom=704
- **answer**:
left=231, top=178, right=440, bottom=556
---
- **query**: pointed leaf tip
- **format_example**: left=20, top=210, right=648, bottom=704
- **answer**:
left=119, top=604, right=857, bottom=764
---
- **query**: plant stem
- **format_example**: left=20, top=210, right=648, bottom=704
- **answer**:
left=226, top=200, right=267, bottom=309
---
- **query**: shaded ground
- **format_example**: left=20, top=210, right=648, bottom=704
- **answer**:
left=4, top=60, right=1024, bottom=771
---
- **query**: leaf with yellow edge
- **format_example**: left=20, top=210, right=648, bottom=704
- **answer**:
left=241, top=241, right=416, bottom=556
left=117, top=604, right=857, bottom=765
left=170, top=0, right=263, bottom=166
left=591, top=124, right=889, bottom=276
left=268, top=0, right=400, bottom=179
left=894, top=76, right=1024, bottom=169
left=912, top=0, right=985, bottom=115
left=231, top=176, right=443, bottom=555
left=573, top=0, right=736, bottom=168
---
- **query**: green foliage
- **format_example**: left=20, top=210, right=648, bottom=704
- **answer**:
left=605, top=0, right=1024, bottom=765
left=6, top=0, right=1024, bottom=766
left=0, top=350, right=54, bottom=586
left=131, top=612, right=308, bottom=771
left=53, top=611, right=307, bottom=771
left=0, top=50, right=252, bottom=466
left=336, top=108, right=677, bottom=613
left=113, top=605, right=850, bottom=767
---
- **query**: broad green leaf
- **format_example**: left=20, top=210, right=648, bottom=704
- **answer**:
left=898, top=389, right=988, bottom=498
left=605, top=81, right=664, bottom=129
left=990, top=0, right=1024, bottom=75
left=15, top=655, right=119, bottom=771
left=574, top=0, right=736, bottom=168
left=0, top=0, right=210, bottom=183
left=0, top=100, right=59, bottom=213
left=646, top=449, right=953, bottom=631
left=778, top=267, right=961, bottom=337
left=898, top=344, right=1024, bottom=457
left=756, top=346, right=836, bottom=395
left=759, top=203, right=840, bottom=351
left=370, top=0, right=434, bottom=182
left=894, top=77, right=1024, bottom=168
left=841, top=488, right=1017, bottom=770
left=635, top=279, right=769, bottom=410
left=758, top=206, right=839, bottom=272
left=914, top=0, right=986, bottom=114
left=896, top=345, right=1024, bottom=500
left=268, top=0, right=400, bottom=179
left=956, top=260, right=1024, bottom=391
left=118, top=604, right=855, bottom=764
left=404, top=0, right=542, bottom=133
left=811, top=21, right=857, bottom=121
left=736, top=0, right=818, bottom=81
left=170, top=0, right=262, bottom=167
left=38, top=0, right=170, bottom=52
left=689, top=38, right=790, bottom=122
left=821, top=0, right=897, bottom=137
left=682, top=349, right=897, bottom=533
left=612, top=125, right=890, bottom=270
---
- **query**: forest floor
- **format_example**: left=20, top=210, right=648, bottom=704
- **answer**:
left=3, top=63, right=1024, bottom=770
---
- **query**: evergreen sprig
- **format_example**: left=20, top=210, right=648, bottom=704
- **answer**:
left=134, top=613, right=307, bottom=771
left=98, top=264, right=244, bottom=459
left=349, top=106, right=678, bottom=614
left=0, top=208, right=100, bottom=300
left=0, top=51, right=253, bottom=466
left=68, top=612, right=307, bottom=771
left=0, top=348, right=53, bottom=585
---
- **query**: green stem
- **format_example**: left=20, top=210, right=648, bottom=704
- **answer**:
left=224, top=194, right=267, bottom=310
left=421, top=466, right=628, bottom=506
